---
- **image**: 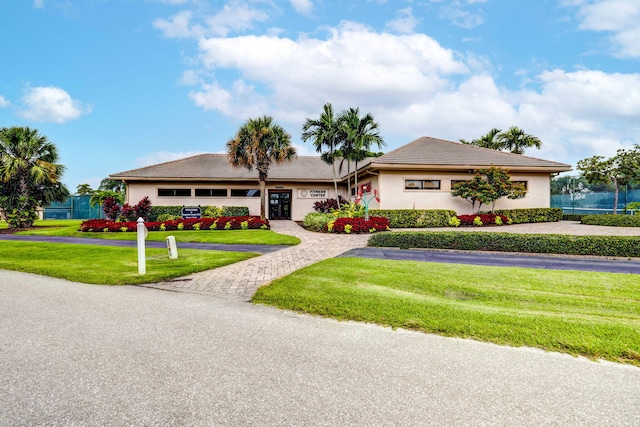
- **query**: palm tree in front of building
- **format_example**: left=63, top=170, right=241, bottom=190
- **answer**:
left=338, top=107, right=385, bottom=195
left=301, top=102, right=343, bottom=200
left=227, top=116, right=296, bottom=220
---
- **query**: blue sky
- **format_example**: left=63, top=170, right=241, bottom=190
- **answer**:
left=1, top=0, right=639, bottom=191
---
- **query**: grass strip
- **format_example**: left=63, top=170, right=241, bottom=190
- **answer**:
left=253, top=258, right=640, bottom=366
left=0, top=241, right=257, bottom=285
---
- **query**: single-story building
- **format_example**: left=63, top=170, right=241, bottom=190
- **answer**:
left=110, top=136, right=572, bottom=221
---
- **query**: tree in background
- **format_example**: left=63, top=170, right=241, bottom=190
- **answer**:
left=451, top=165, right=527, bottom=213
left=0, top=126, right=69, bottom=228
left=227, top=116, right=296, bottom=220
left=460, top=128, right=501, bottom=150
left=576, top=146, right=640, bottom=214
left=76, top=183, right=94, bottom=195
left=461, top=126, right=541, bottom=155
left=90, top=190, right=124, bottom=210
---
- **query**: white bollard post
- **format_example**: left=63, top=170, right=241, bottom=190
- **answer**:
left=137, top=217, right=147, bottom=275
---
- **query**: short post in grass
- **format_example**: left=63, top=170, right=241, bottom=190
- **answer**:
left=137, top=217, right=148, bottom=274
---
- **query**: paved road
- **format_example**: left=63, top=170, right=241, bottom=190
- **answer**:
left=1, top=270, right=639, bottom=426
left=340, top=247, right=640, bottom=274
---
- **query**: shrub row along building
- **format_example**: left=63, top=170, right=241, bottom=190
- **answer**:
left=110, top=136, right=572, bottom=221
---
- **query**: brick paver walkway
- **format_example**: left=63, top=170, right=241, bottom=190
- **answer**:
left=143, top=221, right=370, bottom=301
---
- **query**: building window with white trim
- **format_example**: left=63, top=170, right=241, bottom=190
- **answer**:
left=405, top=180, right=441, bottom=190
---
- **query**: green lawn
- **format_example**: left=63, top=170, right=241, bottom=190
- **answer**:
left=0, top=240, right=257, bottom=285
left=8, top=219, right=301, bottom=245
left=253, top=258, right=640, bottom=366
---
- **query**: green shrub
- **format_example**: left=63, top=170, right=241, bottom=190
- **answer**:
left=367, top=231, right=640, bottom=257
left=148, top=206, right=182, bottom=222
left=370, top=209, right=456, bottom=228
left=157, top=213, right=177, bottom=222
left=581, top=214, right=640, bottom=227
left=492, top=208, right=562, bottom=224
left=303, top=212, right=334, bottom=232
left=221, top=206, right=250, bottom=217
left=203, top=206, right=223, bottom=218
left=148, top=205, right=249, bottom=221
left=562, top=214, right=584, bottom=221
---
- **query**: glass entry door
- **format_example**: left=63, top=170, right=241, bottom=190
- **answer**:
left=269, top=190, right=292, bottom=220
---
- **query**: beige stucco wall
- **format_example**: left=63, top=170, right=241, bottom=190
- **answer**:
left=377, top=171, right=551, bottom=214
left=125, top=181, right=343, bottom=221
left=125, top=171, right=552, bottom=221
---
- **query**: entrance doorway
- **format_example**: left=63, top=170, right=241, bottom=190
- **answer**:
left=269, top=190, right=292, bottom=220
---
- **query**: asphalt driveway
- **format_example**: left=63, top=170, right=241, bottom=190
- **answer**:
left=1, top=270, right=639, bottom=426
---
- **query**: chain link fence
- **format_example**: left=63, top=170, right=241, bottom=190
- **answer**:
left=551, top=176, right=640, bottom=214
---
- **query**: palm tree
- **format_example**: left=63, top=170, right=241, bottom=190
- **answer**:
left=460, top=128, right=501, bottom=150
left=301, top=103, right=343, bottom=200
left=337, top=107, right=385, bottom=195
left=0, top=126, right=69, bottom=228
left=227, top=116, right=296, bottom=220
left=496, top=126, right=542, bottom=155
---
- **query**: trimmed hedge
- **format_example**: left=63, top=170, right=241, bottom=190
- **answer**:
left=562, top=214, right=584, bottom=221
left=80, top=216, right=268, bottom=232
left=492, top=208, right=562, bottom=224
left=326, top=217, right=390, bottom=234
left=369, top=209, right=456, bottom=228
left=302, top=212, right=333, bottom=232
left=581, top=214, right=640, bottom=227
left=367, top=231, right=640, bottom=257
left=148, top=206, right=250, bottom=221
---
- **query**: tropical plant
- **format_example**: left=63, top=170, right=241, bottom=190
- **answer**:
left=461, top=126, right=541, bottom=155
left=577, top=146, right=640, bottom=214
left=89, top=190, right=124, bottom=209
left=302, top=103, right=343, bottom=199
left=337, top=107, right=385, bottom=195
left=0, top=126, right=69, bottom=228
left=227, top=116, right=296, bottom=220
left=496, top=126, right=542, bottom=154
left=460, top=128, right=501, bottom=150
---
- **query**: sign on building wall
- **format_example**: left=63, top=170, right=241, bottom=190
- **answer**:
left=298, top=189, right=328, bottom=199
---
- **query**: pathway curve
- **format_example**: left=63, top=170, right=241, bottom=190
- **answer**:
left=144, top=221, right=369, bottom=301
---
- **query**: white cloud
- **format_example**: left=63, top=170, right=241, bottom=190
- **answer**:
left=570, top=0, right=640, bottom=58
left=135, top=151, right=208, bottom=167
left=289, top=0, right=313, bottom=15
left=0, top=96, right=10, bottom=108
left=18, top=86, right=91, bottom=123
left=191, top=21, right=467, bottom=120
left=165, top=12, right=640, bottom=170
left=155, top=1, right=271, bottom=39
left=436, top=0, right=485, bottom=29
left=385, top=8, right=419, bottom=34
left=33, top=0, right=44, bottom=8
left=154, top=10, right=200, bottom=38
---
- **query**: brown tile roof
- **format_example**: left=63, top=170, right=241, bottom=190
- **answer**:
left=110, top=154, right=337, bottom=182
left=110, top=136, right=571, bottom=182
left=367, top=137, right=572, bottom=172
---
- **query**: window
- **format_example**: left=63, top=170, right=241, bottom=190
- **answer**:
left=231, top=189, right=260, bottom=197
left=405, top=180, right=441, bottom=190
left=195, top=188, right=227, bottom=197
left=158, top=188, right=191, bottom=197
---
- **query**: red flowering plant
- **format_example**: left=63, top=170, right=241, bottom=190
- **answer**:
left=325, top=216, right=390, bottom=234
left=80, top=216, right=269, bottom=232
left=456, top=214, right=510, bottom=226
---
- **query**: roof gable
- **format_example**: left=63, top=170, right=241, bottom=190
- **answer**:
left=370, top=137, right=571, bottom=171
